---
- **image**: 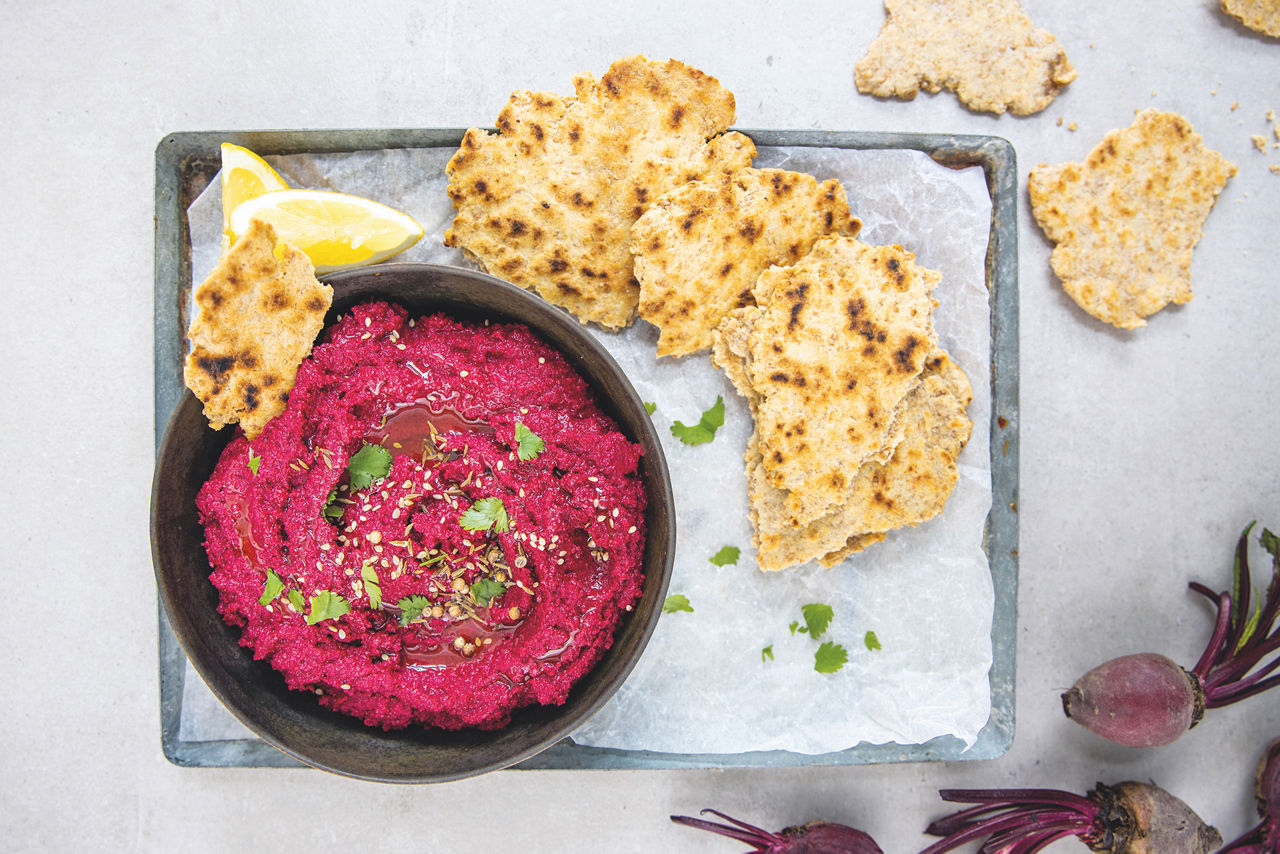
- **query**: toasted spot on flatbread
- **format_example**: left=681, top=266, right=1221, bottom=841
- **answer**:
left=725, top=236, right=939, bottom=526
left=1221, top=0, right=1280, bottom=37
left=444, top=55, right=756, bottom=330
left=631, top=168, right=861, bottom=357
left=855, top=0, right=1076, bottom=116
left=184, top=218, right=333, bottom=439
left=1028, top=109, right=1236, bottom=330
left=737, top=352, right=972, bottom=572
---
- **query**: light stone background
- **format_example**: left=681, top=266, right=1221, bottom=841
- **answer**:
left=3, top=1, right=1278, bottom=851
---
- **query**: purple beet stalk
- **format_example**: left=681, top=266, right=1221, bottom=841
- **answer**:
left=921, top=782, right=1221, bottom=854
left=670, top=809, right=882, bottom=854
left=1062, top=522, right=1280, bottom=747
left=1218, top=735, right=1280, bottom=853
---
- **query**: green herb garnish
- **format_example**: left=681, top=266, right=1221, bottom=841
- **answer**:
left=663, top=593, right=694, bottom=614
left=789, top=620, right=799, bottom=636
left=287, top=589, right=305, bottom=612
left=814, top=641, right=848, bottom=674
left=669, top=395, right=724, bottom=445
left=513, top=422, right=545, bottom=461
left=471, top=577, right=506, bottom=607
left=247, top=449, right=261, bottom=475
left=361, top=561, right=382, bottom=609
left=397, top=594, right=432, bottom=627
left=800, top=603, right=834, bottom=639
left=761, top=644, right=774, bottom=662
left=643, top=401, right=656, bottom=416
left=460, top=497, right=510, bottom=533
left=347, top=444, right=392, bottom=491
left=864, top=630, right=882, bottom=651
left=322, top=488, right=345, bottom=521
left=305, top=591, right=350, bottom=625
left=709, top=545, right=740, bottom=566
left=258, top=569, right=284, bottom=606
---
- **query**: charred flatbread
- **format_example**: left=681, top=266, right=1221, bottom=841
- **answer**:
left=444, top=55, right=756, bottom=329
left=184, top=218, right=333, bottom=439
left=728, top=236, right=940, bottom=526
left=631, top=168, right=861, bottom=357
left=855, top=0, right=1076, bottom=116
left=1028, top=109, right=1236, bottom=329
left=741, top=351, right=972, bottom=572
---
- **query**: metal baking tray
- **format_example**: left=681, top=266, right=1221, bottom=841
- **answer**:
left=153, top=128, right=1019, bottom=770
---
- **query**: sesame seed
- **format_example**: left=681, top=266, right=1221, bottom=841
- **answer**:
left=627, top=526, right=636, bottom=534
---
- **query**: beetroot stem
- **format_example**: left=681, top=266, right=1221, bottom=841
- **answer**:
left=669, top=809, right=784, bottom=848
left=1190, top=587, right=1233, bottom=679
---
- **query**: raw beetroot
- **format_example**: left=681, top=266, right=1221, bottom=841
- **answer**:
left=1064, top=523, right=1280, bottom=747
left=921, top=781, right=1221, bottom=854
left=670, top=809, right=882, bottom=853
left=1218, top=735, right=1280, bottom=853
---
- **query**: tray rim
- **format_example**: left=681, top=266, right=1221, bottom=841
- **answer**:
left=153, top=127, right=1019, bottom=772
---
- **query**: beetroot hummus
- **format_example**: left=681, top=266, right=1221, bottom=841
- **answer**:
left=196, top=301, right=646, bottom=730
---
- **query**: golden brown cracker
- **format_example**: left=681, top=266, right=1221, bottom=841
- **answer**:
left=184, top=218, right=333, bottom=439
left=743, top=352, right=972, bottom=572
left=444, top=55, right=756, bottom=329
left=1222, top=0, right=1280, bottom=37
left=631, top=168, right=861, bottom=357
left=1029, top=109, right=1237, bottom=329
left=856, top=0, right=1076, bottom=116
left=740, top=236, right=940, bottom=526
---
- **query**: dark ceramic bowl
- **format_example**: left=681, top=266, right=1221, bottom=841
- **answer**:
left=151, top=263, right=675, bottom=782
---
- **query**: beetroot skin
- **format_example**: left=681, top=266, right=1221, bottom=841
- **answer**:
left=1062, top=653, right=1204, bottom=747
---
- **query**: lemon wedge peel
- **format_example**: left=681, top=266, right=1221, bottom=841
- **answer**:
left=228, top=189, right=425, bottom=274
left=219, top=143, right=290, bottom=243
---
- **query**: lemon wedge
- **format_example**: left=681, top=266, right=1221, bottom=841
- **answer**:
left=220, top=143, right=290, bottom=240
left=228, top=189, right=425, bottom=273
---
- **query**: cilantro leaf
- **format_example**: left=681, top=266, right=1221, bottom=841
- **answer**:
left=287, top=589, right=305, bottom=612
left=643, top=401, right=656, bottom=416
left=397, top=594, right=432, bottom=627
left=663, top=593, right=693, bottom=614
left=347, top=444, right=392, bottom=492
left=258, top=569, right=284, bottom=606
left=789, top=620, right=799, bottom=636
left=814, top=641, right=848, bottom=674
left=761, top=644, right=774, bottom=662
left=670, top=396, right=725, bottom=445
left=305, top=591, right=350, bottom=625
left=322, top=488, right=345, bottom=521
left=471, top=577, right=506, bottom=607
left=361, top=561, right=382, bottom=609
left=801, top=603, right=834, bottom=639
left=513, top=422, right=545, bottom=461
left=864, top=630, right=882, bottom=651
left=247, top=449, right=261, bottom=475
left=709, top=545, right=740, bottom=566
left=460, top=497, right=510, bottom=533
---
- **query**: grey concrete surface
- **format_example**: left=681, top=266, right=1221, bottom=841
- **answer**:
left=2, top=1, right=1277, bottom=851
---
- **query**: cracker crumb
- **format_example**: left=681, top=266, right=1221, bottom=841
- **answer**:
left=1270, top=165, right=1280, bottom=174
left=1252, top=134, right=1269, bottom=153
left=1232, top=101, right=1240, bottom=111
left=1068, top=121, right=1078, bottom=131
left=1057, top=117, right=1063, bottom=126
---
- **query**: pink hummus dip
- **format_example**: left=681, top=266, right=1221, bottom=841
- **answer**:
left=196, top=301, right=646, bottom=730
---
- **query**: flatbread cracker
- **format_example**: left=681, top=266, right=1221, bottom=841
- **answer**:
left=184, top=218, right=333, bottom=439
left=1221, top=0, right=1280, bottom=37
left=444, top=55, right=756, bottom=329
left=855, top=0, right=1076, bottom=116
left=631, top=168, right=861, bottom=357
left=736, top=236, right=939, bottom=526
left=742, top=352, right=972, bottom=572
left=1029, top=109, right=1237, bottom=329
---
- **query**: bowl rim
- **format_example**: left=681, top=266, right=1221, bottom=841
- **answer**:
left=150, top=262, right=675, bottom=782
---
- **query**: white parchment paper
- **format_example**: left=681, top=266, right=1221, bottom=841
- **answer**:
left=181, top=144, right=994, bottom=754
